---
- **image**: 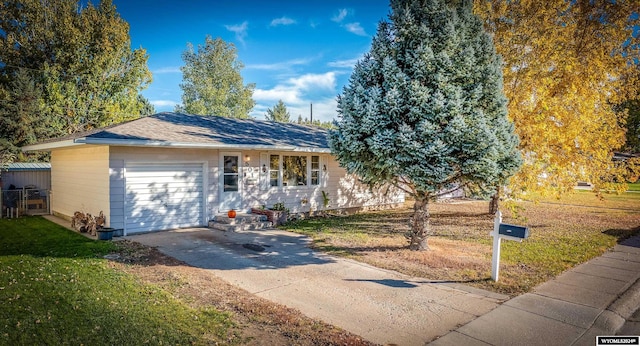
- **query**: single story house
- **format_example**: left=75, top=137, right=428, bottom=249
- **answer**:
left=23, top=112, right=404, bottom=235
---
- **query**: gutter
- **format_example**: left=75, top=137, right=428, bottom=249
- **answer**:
left=23, top=137, right=332, bottom=153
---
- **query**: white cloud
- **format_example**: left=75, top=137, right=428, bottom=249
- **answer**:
left=290, top=72, right=336, bottom=91
left=151, top=99, right=178, bottom=109
left=225, top=21, right=248, bottom=45
left=253, top=72, right=336, bottom=104
left=246, top=58, right=311, bottom=71
left=251, top=73, right=339, bottom=122
left=344, top=22, right=367, bottom=36
left=153, top=66, right=181, bottom=74
left=254, top=86, right=301, bottom=104
left=327, top=57, right=360, bottom=69
left=331, top=8, right=349, bottom=23
left=330, top=9, right=367, bottom=36
left=252, top=97, right=338, bottom=123
left=270, top=16, right=296, bottom=26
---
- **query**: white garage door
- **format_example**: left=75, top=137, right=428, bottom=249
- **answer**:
left=125, top=163, right=204, bottom=234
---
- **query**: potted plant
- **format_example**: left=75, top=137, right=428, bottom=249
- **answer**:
left=96, top=227, right=114, bottom=241
left=250, top=202, right=289, bottom=226
left=269, top=202, right=289, bottom=226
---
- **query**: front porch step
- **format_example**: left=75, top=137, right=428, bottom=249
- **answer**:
left=208, top=213, right=272, bottom=232
left=215, top=213, right=267, bottom=224
left=208, top=221, right=273, bottom=232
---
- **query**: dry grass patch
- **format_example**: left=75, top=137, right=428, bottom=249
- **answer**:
left=286, top=193, right=640, bottom=296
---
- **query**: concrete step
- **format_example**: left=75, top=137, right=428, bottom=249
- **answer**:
left=214, top=213, right=267, bottom=224
left=208, top=213, right=272, bottom=232
left=208, top=220, right=273, bottom=232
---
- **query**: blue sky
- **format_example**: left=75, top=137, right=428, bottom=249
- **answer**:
left=112, top=1, right=391, bottom=122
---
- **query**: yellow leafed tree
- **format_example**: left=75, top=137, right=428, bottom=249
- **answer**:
left=474, top=0, right=640, bottom=196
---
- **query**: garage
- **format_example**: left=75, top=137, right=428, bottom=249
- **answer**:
left=124, top=162, right=205, bottom=234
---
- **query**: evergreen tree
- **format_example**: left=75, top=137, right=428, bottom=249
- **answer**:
left=177, top=36, right=255, bottom=118
left=265, top=100, right=291, bottom=122
left=138, top=95, right=156, bottom=116
left=619, top=98, right=640, bottom=153
left=329, top=0, right=521, bottom=250
left=0, top=70, right=56, bottom=161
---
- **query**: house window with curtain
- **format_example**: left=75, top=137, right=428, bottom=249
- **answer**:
left=269, top=154, right=279, bottom=187
left=283, top=155, right=307, bottom=186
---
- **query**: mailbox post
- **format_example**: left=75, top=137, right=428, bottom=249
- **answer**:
left=491, top=210, right=529, bottom=282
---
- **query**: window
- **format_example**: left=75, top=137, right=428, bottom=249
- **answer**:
left=311, top=155, right=320, bottom=185
left=283, top=155, right=307, bottom=186
left=269, top=155, right=279, bottom=187
left=266, top=154, right=322, bottom=188
left=223, top=155, right=239, bottom=192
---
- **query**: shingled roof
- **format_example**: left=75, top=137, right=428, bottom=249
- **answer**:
left=23, top=112, right=331, bottom=153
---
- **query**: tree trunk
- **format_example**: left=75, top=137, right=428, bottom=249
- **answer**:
left=408, top=195, right=430, bottom=251
left=489, top=188, right=500, bottom=215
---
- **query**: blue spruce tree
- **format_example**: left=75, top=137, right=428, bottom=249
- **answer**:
left=329, top=0, right=521, bottom=250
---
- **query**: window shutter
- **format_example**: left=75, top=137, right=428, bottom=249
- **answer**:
left=259, top=153, right=269, bottom=190
left=321, top=155, right=329, bottom=187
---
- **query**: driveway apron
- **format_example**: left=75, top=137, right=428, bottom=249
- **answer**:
left=131, top=228, right=507, bottom=345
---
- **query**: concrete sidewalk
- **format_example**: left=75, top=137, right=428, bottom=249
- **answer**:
left=431, top=235, right=640, bottom=345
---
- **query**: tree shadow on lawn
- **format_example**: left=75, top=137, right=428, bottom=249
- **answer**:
left=344, top=277, right=492, bottom=288
left=602, top=226, right=640, bottom=246
left=312, top=239, right=406, bottom=254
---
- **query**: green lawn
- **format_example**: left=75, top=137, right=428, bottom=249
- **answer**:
left=628, top=182, right=640, bottom=192
left=0, top=217, right=234, bottom=345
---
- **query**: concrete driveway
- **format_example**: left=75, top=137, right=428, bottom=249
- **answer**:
left=131, top=228, right=507, bottom=345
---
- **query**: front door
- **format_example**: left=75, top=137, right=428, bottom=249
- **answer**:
left=219, top=152, right=242, bottom=211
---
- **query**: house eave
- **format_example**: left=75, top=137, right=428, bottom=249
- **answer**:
left=24, top=137, right=331, bottom=153
left=22, top=139, right=84, bottom=152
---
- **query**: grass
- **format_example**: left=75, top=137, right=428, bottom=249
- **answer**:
left=0, top=217, right=235, bottom=345
left=284, top=190, right=640, bottom=296
left=627, top=182, right=640, bottom=192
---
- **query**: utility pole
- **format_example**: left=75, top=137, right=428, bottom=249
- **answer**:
left=310, top=103, right=313, bottom=123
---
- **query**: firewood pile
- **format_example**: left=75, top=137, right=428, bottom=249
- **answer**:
left=71, top=211, right=105, bottom=236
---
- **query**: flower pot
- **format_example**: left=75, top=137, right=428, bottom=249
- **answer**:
left=227, top=209, right=237, bottom=218
left=97, top=228, right=114, bottom=241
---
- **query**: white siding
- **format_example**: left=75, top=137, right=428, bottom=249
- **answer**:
left=50, top=146, right=110, bottom=223
left=241, top=151, right=404, bottom=214
left=109, top=159, right=125, bottom=230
